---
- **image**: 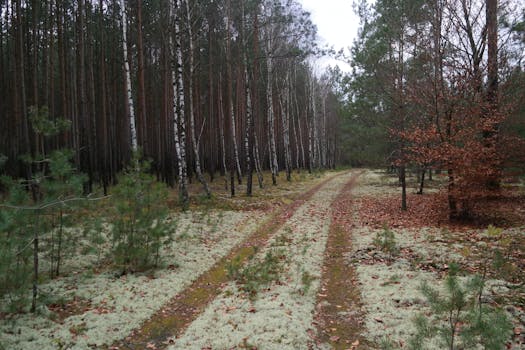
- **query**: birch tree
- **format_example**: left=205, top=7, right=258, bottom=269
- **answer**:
left=241, top=0, right=255, bottom=196
left=226, top=0, right=242, bottom=186
left=185, top=0, right=210, bottom=198
left=119, top=0, right=137, bottom=152
left=265, top=13, right=279, bottom=185
left=171, top=0, right=188, bottom=206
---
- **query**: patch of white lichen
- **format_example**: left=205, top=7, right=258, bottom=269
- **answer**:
left=0, top=210, right=264, bottom=350
left=352, top=169, right=441, bottom=198
left=168, top=173, right=352, bottom=350
left=349, top=217, right=523, bottom=348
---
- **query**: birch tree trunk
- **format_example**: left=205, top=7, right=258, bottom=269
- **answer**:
left=290, top=65, right=300, bottom=171
left=281, top=73, right=292, bottom=181
left=321, top=93, right=327, bottom=168
left=185, top=0, right=210, bottom=198
left=171, top=0, right=188, bottom=206
left=266, top=43, right=278, bottom=185
left=253, top=129, right=264, bottom=188
left=296, top=85, right=306, bottom=169
left=226, top=0, right=242, bottom=185
left=310, top=73, right=320, bottom=169
left=306, top=75, right=313, bottom=173
left=119, top=0, right=137, bottom=152
left=242, top=1, right=254, bottom=196
left=252, top=9, right=264, bottom=189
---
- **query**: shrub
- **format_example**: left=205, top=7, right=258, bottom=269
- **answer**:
left=373, top=226, right=399, bottom=256
left=110, top=154, right=172, bottom=273
left=227, top=248, right=284, bottom=299
left=0, top=149, right=86, bottom=312
left=409, top=264, right=512, bottom=350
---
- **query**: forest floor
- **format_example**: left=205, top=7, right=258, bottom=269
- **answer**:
left=1, top=169, right=524, bottom=350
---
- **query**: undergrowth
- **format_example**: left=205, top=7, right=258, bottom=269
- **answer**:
left=373, top=226, right=399, bottom=256
left=226, top=248, right=285, bottom=299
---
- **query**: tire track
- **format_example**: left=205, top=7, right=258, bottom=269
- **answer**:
left=110, top=172, right=345, bottom=350
left=311, top=172, right=371, bottom=350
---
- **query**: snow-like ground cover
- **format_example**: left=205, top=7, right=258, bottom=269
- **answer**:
left=0, top=209, right=264, bottom=350
left=351, top=169, right=400, bottom=198
left=168, top=173, right=352, bottom=350
left=348, top=170, right=524, bottom=348
left=352, top=169, right=441, bottom=198
left=349, top=225, right=524, bottom=349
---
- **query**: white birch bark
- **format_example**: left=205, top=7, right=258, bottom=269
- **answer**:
left=119, top=0, right=137, bottom=152
left=281, top=72, right=291, bottom=181
left=185, top=0, right=210, bottom=197
left=230, top=91, right=242, bottom=183
left=321, top=93, right=327, bottom=168
left=306, top=75, right=313, bottom=173
left=310, top=73, right=320, bottom=169
left=171, top=0, right=188, bottom=205
left=225, top=5, right=242, bottom=184
left=296, top=89, right=306, bottom=170
left=241, top=1, right=254, bottom=195
left=290, top=65, right=300, bottom=170
left=253, top=128, right=264, bottom=188
left=266, top=41, right=278, bottom=185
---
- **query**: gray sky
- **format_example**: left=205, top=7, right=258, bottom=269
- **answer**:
left=299, top=0, right=361, bottom=72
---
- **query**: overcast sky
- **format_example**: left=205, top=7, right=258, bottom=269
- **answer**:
left=298, top=0, right=361, bottom=73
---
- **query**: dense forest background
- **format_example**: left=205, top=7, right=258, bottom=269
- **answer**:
left=0, top=0, right=340, bottom=201
left=0, top=0, right=524, bottom=208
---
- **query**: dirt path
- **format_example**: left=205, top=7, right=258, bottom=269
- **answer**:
left=166, top=172, right=354, bottom=349
left=311, top=171, right=370, bottom=350
left=111, top=172, right=346, bottom=350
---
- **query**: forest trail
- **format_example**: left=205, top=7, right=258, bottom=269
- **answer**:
left=311, top=172, right=368, bottom=349
left=112, top=171, right=354, bottom=350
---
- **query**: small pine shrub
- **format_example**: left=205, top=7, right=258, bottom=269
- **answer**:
left=373, top=226, right=398, bottom=256
left=110, top=154, right=172, bottom=273
left=227, top=248, right=284, bottom=299
left=409, top=264, right=512, bottom=350
left=0, top=148, right=86, bottom=312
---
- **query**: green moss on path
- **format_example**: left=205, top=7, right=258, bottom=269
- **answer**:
left=109, top=173, right=342, bottom=350
left=312, top=172, right=372, bottom=349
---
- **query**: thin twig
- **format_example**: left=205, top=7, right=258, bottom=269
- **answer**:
left=0, top=195, right=110, bottom=211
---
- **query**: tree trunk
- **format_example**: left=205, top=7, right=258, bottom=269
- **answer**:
left=485, top=0, right=500, bottom=188
left=119, top=0, right=138, bottom=152
left=136, top=0, right=147, bottom=152
left=226, top=1, right=242, bottom=185
left=185, top=0, right=210, bottom=198
left=218, top=73, right=227, bottom=177
left=266, top=48, right=278, bottom=185
left=399, top=165, right=407, bottom=210
left=15, top=0, right=33, bottom=186
left=242, top=1, right=254, bottom=196
left=281, top=73, right=292, bottom=181
left=171, top=0, right=188, bottom=207
left=417, top=167, right=426, bottom=194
